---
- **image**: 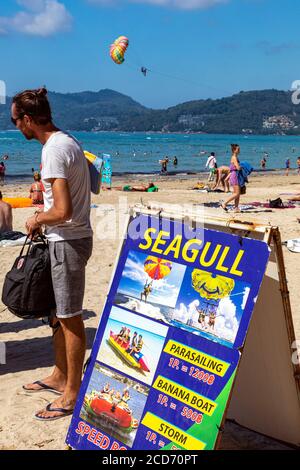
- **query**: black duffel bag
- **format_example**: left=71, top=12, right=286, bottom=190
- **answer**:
left=1, top=235, right=56, bottom=319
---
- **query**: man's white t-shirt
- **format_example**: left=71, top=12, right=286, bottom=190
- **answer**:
left=41, top=131, right=93, bottom=242
left=206, top=155, right=217, bottom=169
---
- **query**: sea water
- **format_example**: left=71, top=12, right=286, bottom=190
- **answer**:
left=1, top=130, right=299, bottom=182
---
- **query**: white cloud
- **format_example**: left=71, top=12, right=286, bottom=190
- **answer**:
left=0, top=0, right=72, bottom=37
left=88, top=0, right=229, bottom=10
left=241, top=286, right=250, bottom=310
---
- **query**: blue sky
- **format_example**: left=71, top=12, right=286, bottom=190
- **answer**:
left=0, top=0, right=299, bottom=107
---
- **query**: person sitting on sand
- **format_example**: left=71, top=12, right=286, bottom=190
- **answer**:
left=0, top=191, right=13, bottom=234
left=212, top=166, right=230, bottom=192
left=220, top=144, right=242, bottom=213
left=29, top=171, right=44, bottom=205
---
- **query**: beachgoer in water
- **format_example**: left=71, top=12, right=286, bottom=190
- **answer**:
left=297, top=157, right=300, bottom=175
left=141, top=281, right=152, bottom=302
left=212, top=166, right=230, bottom=192
left=0, top=162, right=6, bottom=185
left=0, top=191, right=13, bottom=233
left=173, top=156, right=178, bottom=166
left=29, top=171, right=44, bottom=205
left=13, top=87, right=93, bottom=421
left=261, top=156, right=267, bottom=170
left=221, top=144, right=241, bottom=213
left=285, top=158, right=290, bottom=176
left=160, top=158, right=168, bottom=174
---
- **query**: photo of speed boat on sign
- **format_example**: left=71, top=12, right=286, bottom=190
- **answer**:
left=80, top=363, right=149, bottom=446
left=97, top=306, right=168, bottom=385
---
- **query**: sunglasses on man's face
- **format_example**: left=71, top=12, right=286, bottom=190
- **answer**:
left=11, top=113, right=25, bottom=126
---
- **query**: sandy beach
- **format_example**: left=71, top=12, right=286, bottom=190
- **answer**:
left=0, top=171, right=300, bottom=450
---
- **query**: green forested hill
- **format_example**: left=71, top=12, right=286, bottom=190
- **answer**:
left=1, top=88, right=299, bottom=134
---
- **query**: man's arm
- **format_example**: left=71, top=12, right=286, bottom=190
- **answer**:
left=26, top=178, right=73, bottom=235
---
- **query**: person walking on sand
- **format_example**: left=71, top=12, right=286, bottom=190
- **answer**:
left=0, top=191, right=13, bottom=233
left=11, top=87, right=93, bottom=421
left=220, top=144, right=241, bottom=213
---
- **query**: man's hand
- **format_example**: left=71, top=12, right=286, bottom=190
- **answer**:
left=25, top=214, right=41, bottom=238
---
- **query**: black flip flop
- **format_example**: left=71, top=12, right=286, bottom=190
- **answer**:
left=23, top=381, right=62, bottom=395
left=34, top=403, right=74, bottom=421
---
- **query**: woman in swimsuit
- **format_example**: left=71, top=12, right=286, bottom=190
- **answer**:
left=221, top=144, right=241, bottom=213
left=29, top=171, right=44, bottom=205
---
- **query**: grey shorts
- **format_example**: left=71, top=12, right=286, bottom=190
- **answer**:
left=49, top=238, right=93, bottom=319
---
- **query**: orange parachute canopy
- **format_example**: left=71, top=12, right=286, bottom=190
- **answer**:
left=144, top=256, right=172, bottom=281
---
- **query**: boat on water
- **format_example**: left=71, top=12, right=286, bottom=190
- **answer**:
left=83, top=393, right=138, bottom=433
left=108, top=331, right=150, bottom=372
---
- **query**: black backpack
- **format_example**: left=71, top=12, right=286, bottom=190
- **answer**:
left=1, top=235, right=56, bottom=319
left=269, top=197, right=284, bottom=208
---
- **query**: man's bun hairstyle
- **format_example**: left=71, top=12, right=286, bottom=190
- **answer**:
left=12, top=87, right=52, bottom=125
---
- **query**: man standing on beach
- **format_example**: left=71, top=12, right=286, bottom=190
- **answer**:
left=11, top=88, right=93, bottom=420
left=206, top=152, right=217, bottom=181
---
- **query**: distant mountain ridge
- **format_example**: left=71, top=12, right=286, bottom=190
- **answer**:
left=1, top=88, right=299, bottom=134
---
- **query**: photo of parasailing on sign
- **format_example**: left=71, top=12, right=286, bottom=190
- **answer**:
left=172, top=268, right=251, bottom=347
left=141, top=256, right=172, bottom=303
left=114, top=250, right=186, bottom=323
